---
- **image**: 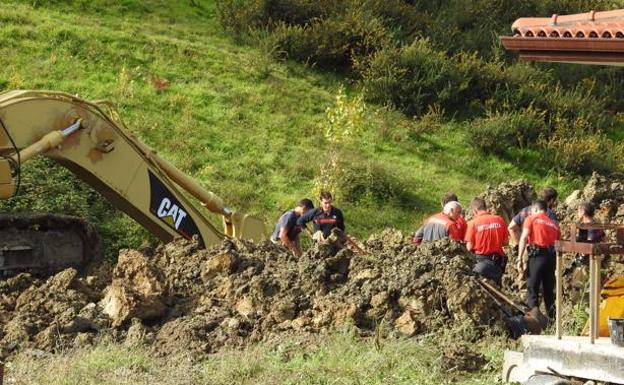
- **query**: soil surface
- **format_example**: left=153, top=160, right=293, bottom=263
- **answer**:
left=2, top=175, right=623, bottom=369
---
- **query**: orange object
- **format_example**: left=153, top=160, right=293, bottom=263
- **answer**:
left=582, top=276, right=624, bottom=337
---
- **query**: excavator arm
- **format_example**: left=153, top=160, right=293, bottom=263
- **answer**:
left=0, top=90, right=265, bottom=263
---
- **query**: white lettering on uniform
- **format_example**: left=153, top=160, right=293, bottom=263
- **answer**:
left=535, top=218, right=558, bottom=230
left=476, top=223, right=501, bottom=232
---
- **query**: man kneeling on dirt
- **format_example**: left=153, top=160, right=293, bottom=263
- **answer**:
left=271, top=198, right=314, bottom=257
left=465, top=198, right=509, bottom=286
left=413, top=201, right=463, bottom=245
left=297, top=190, right=345, bottom=242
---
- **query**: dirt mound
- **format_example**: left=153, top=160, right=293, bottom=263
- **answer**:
left=0, top=268, right=110, bottom=357
left=560, top=172, right=624, bottom=226
left=477, top=180, right=535, bottom=222
left=8, top=176, right=624, bottom=361
left=0, top=229, right=503, bottom=362
left=558, top=173, right=624, bottom=281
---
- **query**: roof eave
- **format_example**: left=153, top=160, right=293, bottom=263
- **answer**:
left=500, top=36, right=624, bottom=66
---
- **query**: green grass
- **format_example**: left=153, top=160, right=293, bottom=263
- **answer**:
left=0, top=0, right=582, bottom=250
left=6, top=331, right=507, bottom=385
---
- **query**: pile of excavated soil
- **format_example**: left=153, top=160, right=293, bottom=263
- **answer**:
left=477, top=179, right=535, bottom=223
left=4, top=175, right=624, bottom=364
left=0, top=231, right=501, bottom=363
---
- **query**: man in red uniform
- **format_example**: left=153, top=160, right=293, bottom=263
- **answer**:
left=414, top=201, right=463, bottom=244
left=442, top=192, right=467, bottom=240
left=465, top=198, right=509, bottom=285
left=517, top=200, right=561, bottom=319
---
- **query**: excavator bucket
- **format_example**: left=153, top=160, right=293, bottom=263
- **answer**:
left=0, top=214, right=101, bottom=275
left=226, top=213, right=266, bottom=241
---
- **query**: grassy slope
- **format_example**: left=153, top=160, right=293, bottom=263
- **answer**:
left=7, top=331, right=509, bottom=385
left=0, top=0, right=579, bottom=244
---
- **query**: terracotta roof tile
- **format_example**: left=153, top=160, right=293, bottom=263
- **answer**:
left=501, top=9, right=624, bottom=65
left=511, top=9, right=624, bottom=39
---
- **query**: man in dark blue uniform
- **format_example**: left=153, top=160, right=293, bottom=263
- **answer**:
left=297, top=191, right=345, bottom=242
left=508, top=187, right=559, bottom=245
left=271, top=198, right=314, bottom=256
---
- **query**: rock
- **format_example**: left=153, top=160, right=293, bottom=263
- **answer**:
left=271, top=299, right=296, bottom=323
left=235, top=296, right=256, bottom=318
left=73, top=332, right=94, bottom=348
left=100, top=250, right=166, bottom=327
left=125, top=318, right=151, bottom=347
left=201, top=252, right=239, bottom=281
left=583, top=172, right=610, bottom=203
left=477, top=180, right=535, bottom=222
left=354, top=269, right=378, bottom=282
left=564, top=190, right=582, bottom=207
left=395, top=310, right=418, bottom=336
left=292, top=316, right=310, bottom=331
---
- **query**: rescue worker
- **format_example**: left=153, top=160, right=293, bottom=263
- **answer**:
left=573, top=201, right=605, bottom=267
left=413, top=201, right=463, bottom=245
left=271, top=198, right=314, bottom=257
left=465, top=198, right=509, bottom=286
left=297, top=190, right=345, bottom=242
left=576, top=201, right=605, bottom=244
left=516, top=200, right=561, bottom=319
left=442, top=192, right=467, bottom=240
left=508, top=187, right=559, bottom=244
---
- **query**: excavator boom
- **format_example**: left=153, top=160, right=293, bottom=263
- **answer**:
left=0, top=90, right=265, bottom=272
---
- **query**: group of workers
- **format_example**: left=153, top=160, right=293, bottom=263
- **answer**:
left=270, top=190, right=345, bottom=257
left=414, top=188, right=603, bottom=319
left=271, top=187, right=603, bottom=320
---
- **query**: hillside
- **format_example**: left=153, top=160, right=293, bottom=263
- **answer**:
left=2, top=1, right=620, bottom=384
left=0, top=0, right=583, bottom=255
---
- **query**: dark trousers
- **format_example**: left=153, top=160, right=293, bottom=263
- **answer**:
left=527, top=249, right=556, bottom=318
left=473, top=256, right=504, bottom=286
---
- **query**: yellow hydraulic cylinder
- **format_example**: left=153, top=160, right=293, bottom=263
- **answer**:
left=10, top=120, right=81, bottom=164
left=147, top=151, right=265, bottom=240
left=150, top=153, right=230, bottom=217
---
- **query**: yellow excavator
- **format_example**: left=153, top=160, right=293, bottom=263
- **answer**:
left=0, top=90, right=265, bottom=274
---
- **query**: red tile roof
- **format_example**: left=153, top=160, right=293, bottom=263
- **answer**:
left=511, top=9, right=624, bottom=39
left=501, top=9, right=624, bottom=65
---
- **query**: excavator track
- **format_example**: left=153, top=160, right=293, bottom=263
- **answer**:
left=0, top=214, right=101, bottom=275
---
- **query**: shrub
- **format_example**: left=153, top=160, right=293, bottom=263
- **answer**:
left=358, top=39, right=464, bottom=116
left=468, top=109, right=546, bottom=156
left=327, top=158, right=411, bottom=205
left=541, top=134, right=620, bottom=176
left=215, top=0, right=267, bottom=37
left=215, top=0, right=339, bottom=37
left=272, top=11, right=391, bottom=71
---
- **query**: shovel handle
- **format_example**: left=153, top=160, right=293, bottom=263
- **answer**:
left=479, top=278, right=527, bottom=314
left=345, top=235, right=369, bottom=255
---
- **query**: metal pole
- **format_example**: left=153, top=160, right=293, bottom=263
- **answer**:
left=589, top=254, right=596, bottom=344
left=556, top=252, right=562, bottom=339
left=593, top=255, right=602, bottom=341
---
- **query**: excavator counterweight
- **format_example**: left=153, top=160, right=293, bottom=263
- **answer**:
left=0, top=90, right=266, bottom=274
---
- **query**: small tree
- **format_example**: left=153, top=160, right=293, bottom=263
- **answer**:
left=314, top=86, right=365, bottom=198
